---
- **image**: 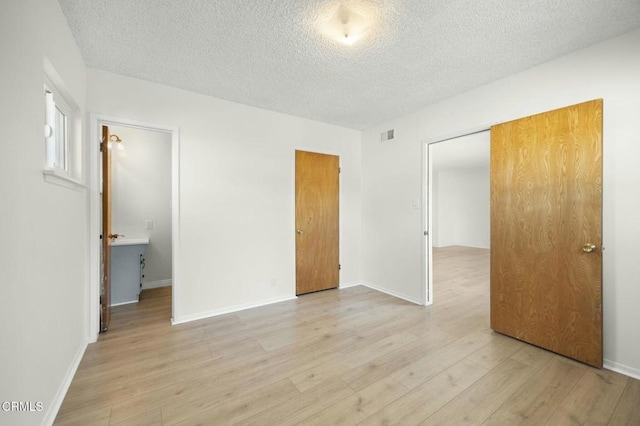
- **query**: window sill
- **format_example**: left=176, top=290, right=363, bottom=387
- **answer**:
left=43, top=169, right=86, bottom=191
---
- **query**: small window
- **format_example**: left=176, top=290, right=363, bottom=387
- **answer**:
left=44, top=88, right=69, bottom=171
left=43, top=57, right=83, bottom=190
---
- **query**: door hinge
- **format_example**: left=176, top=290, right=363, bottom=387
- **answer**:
left=424, top=231, right=428, bottom=236
left=339, top=264, right=341, bottom=270
left=339, top=167, right=341, bottom=173
left=100, top=142, right=104, bottom=152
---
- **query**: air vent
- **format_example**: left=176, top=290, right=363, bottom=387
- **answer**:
left=381, top=129, right=395, bottom=141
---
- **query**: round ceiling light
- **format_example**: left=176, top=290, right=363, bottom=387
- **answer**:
left=319, top=3, right=372, bottom=46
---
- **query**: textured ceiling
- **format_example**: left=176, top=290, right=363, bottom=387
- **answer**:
left=59, top=0, right=640, bottom=130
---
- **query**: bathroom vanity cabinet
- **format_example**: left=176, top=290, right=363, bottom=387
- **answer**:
left=110, top=238, right=148, bottom=306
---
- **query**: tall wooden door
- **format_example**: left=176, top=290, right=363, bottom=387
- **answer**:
left=100, top=125, right=112, bottom=332
left=295, top=150, right=340, bottom=295
left=490, top=99, right=603, bottom=367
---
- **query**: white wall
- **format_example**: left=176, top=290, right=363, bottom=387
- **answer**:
left=110, top=125, right=172, bottom=286
left=361, top=28, right=640, bottom=376
left=361, top=114, right=423, bottom=302
left=88, top=69, right=362, bottom=322
left=0, top=0, right=89, bottom=425
left=433, top=167, right=490, bottom=248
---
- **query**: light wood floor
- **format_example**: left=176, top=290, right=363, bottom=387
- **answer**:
left=55, top=246, right=640, bottom=425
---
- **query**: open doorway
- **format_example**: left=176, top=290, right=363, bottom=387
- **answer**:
left=425, top=130, right=490, bottom=305
left=105, top=125, right=173, bottom=329
left=89, top=115, right=180, bottom=339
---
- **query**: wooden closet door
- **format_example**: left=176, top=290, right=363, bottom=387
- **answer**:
left=490, top=99, right=603, bottom=367
left=295, top=150, right=340, bottom=295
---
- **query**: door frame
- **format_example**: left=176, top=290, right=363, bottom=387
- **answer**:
left=88, top=113, right=180, bottom=340
left=422, top=125, right=490, bottom=305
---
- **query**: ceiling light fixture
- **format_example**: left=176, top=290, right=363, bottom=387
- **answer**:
left=322, top=4, right=370, bottom=46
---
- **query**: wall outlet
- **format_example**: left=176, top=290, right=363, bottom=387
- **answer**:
left=145, top=220, right=153, bottom=230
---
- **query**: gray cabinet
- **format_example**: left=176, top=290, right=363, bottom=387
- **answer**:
left=110, top=239, right=148, bottom=306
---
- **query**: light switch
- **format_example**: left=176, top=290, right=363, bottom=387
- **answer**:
left=145, top=220, right=153, bottom=230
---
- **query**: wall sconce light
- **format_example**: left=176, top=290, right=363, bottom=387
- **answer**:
left=108, top=134, right=125, bottom=151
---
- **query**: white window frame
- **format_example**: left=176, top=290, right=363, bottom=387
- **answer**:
left=43, top=57, right=84, bottom=190
left=44, top=84, right=70, bottom=172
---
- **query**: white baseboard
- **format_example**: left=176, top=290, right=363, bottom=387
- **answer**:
left=361, top=281, right=423, bottom=305
left=339, top=281, right=363, bottom=289
left=143, top=279, right=172, bottom=290
left=604, top=359, right=640, bottom=380
left=43, top=338, right=89, bottom=426
left=110, top=298, right=138, bottom=307
left=171, top=295, right=297, bottom=325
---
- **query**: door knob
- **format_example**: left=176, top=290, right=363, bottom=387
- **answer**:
left=582, top=243, right=596, bottom=253
left=108, top=233, right=125, bottom=239
left=296, top=229, right=303, bottom=234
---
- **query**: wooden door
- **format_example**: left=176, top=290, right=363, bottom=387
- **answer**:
left=490, top=99, right=603, bottom=367
left=295, top=150, right=340, bottom=295
left=100, top=125, right=112, bottom=332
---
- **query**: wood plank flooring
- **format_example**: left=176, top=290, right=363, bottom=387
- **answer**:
left=55, top=246, right=640, bottom=425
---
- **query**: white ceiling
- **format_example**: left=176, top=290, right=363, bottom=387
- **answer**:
left=59, top=0, right=640, bottom=130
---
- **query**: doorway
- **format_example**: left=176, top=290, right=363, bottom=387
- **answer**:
left=107, top=125, right=173, bottom=321
left=90, top=115, right=180, bottom=339
left=423, top=100, right=603, bottom=367
left=425, top=131, right=491, bottom=305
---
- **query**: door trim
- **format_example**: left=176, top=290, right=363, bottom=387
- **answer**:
left=422, top=125, right=491, bottom=305
left=88, top=113, right=180, bottom=340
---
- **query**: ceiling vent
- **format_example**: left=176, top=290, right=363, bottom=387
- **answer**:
left=381, top=129, right=395, bottom=141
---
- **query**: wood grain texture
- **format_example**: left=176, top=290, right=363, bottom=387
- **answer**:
left=609, top=377, right=640, bottom=425
left=55, top=247, right=639, bottom=425
left=295, top=150, right=340, bottom=295
left=483, top=357, right=585, bottom=425
left=490, top=99, right=603, bottom=367
left=101, top=125, right=112, bottom=332
left=545, top=368, right=628, bottom=425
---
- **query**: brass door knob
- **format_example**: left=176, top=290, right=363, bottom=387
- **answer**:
left=108, top=233, right=125, bottom=239
left=296, top=229, right=303, bottom=234
left=582, top=243, right=596, bottom=253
